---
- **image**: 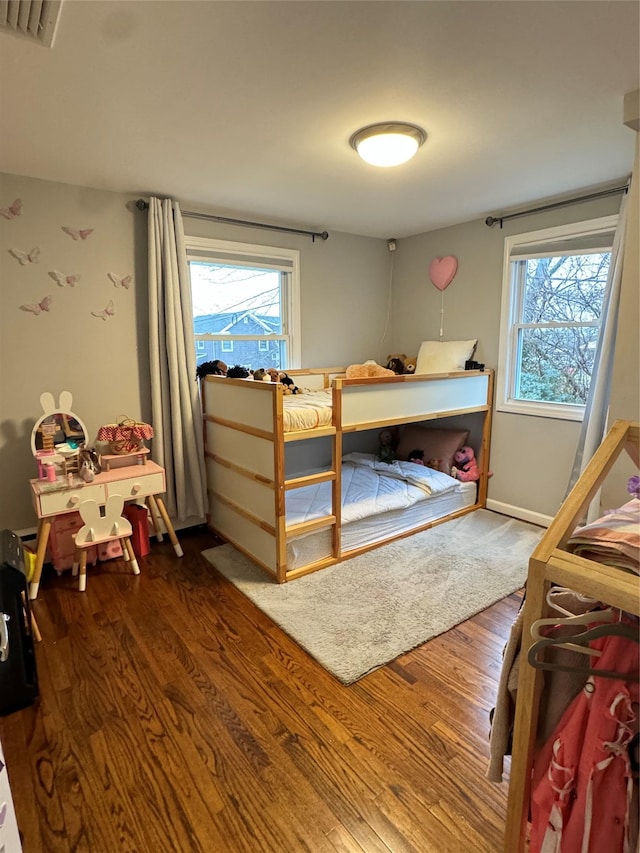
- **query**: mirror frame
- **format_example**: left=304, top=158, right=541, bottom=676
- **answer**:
left=31, top=410, right=89, bottom=457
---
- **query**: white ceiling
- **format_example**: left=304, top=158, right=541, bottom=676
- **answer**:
left=1, top=1, right=638, bottom=239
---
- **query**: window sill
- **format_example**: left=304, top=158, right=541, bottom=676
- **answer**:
left=496, top=399, right=585, bottom=422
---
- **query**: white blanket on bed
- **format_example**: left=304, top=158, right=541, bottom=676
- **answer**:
left=287, top=452, right=459, bottom=526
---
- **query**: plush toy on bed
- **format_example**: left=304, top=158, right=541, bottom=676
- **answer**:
left=377, top=429, right=397, bottom=464
left=427, top=458, right=443, bottom=472
left=346, top=360, right=395, bottom=379
left=195, top=359, right=228, bottom=380
left=279, top=373, right=300, bottom=394
left=385, top=354, right=407, bottom=375
left=407, top=448, right=425, bottom=465
left=450, top=445, right=480, bottom=482
left=227, top=364, right=251, bottom=379
left=252, top=368, right=270, bottom=382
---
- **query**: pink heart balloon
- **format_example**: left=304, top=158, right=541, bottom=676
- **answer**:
left=429, top=256, right=458, bottom=291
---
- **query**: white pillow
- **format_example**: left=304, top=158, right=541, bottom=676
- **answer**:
left=415, top=340, right=477, bottom=375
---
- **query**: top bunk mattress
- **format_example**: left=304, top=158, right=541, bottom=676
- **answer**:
left=283, top=389, right=333, bottom=431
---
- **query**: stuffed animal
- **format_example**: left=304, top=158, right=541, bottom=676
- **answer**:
left=407, top=448, right=425, bottom=465
left=450, top=445, right=480, bottom=482
left=385, top=354, right=407, bottom=375
left=427, top=458, right=442, bottom=472
left=346, top=360, right=395, bottom=379
left=227, top=364, right=251, bottom=379
left=195, top=359, right=228, bottom=380
left=404, top=359, right=417, bottom=375
left=252, top=368, right=270, bottom=382
left=279, top=373, right=300, bottom=394
left=377, top=428, right=396, bottom=464
left=267, top=368, right=280, bottom=382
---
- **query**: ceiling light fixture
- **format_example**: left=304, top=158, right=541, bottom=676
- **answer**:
left=350, top=122, right=427, bottom=167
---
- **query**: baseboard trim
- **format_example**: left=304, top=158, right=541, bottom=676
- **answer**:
left=486, top=499, right=552, bottom=529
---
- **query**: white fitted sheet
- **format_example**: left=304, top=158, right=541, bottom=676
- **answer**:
left=286, top=481, right=476, bottom=571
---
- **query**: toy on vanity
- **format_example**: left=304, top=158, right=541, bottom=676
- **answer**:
left=32, top=391, right=89, bottom=483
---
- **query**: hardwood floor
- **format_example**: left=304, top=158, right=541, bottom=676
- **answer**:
left=1, top=526, right=521, bottom=852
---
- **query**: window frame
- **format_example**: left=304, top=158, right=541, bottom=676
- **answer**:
left=496, top=215, right=617, bottom=421
left=185, top=236, right=302, bottom=369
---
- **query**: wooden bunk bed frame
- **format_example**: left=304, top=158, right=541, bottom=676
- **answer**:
left=502, top=419, right=639, bottom=852
left=201, top=367, right=494, bottom=583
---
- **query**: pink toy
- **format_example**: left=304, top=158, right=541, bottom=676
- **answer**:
left=451, top=445, right=480, bottom=482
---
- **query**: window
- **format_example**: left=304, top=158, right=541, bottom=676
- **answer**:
left=185, top=236, right=301, bottom=372
left=496, top=216, right=616, bottom=420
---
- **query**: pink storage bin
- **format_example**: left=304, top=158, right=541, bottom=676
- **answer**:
left=49, top=512, right=98, bottom=571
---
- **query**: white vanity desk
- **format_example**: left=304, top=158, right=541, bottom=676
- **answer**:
left=29, top=460, right=183, bottom=599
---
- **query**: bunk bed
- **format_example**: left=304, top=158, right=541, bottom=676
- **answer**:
left=201, top=367, right=494, bottom=583
left=502, top=419, right=639, bottom=852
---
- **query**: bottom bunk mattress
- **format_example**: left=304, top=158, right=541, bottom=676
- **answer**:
left=285, top=452, right=477, bottom=571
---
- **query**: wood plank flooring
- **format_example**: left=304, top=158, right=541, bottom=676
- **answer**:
left=1, top=526, right=521, bottom=852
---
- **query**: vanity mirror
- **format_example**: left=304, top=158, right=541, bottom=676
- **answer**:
left=31, top=392, right=89, bottom=479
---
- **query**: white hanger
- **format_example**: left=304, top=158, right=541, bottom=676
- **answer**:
left=546, top=586, right=600, bottom=617
left=530, top=608, right=617, bottom=658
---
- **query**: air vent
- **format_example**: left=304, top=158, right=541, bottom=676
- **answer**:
left=0, top=0, right=63, bottom=47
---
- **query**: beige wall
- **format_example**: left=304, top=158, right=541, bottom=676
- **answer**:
left=0, top=173, right=388, bottom=531
left=390, top=192, right=630, bottom=522
left=2, top=167, right=635, bottom=533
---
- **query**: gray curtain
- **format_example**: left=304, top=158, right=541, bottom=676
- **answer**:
left=566, top=183, right=630, bottom=516
left=147, top=197, right=207, bottom=521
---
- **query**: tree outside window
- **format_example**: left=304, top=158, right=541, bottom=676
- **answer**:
left=497, top=216, right=616, bottom=420
left=185, top=237, right=300, bottom=374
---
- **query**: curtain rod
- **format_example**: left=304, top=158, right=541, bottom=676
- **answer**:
left=485, top=183, right=629, bottom=228
left=135, top=199, right=329, bottom=242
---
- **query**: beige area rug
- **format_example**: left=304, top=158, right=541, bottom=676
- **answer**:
left=202, top=510, right=543, bottom=684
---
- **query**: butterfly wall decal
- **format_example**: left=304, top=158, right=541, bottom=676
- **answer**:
left=107, top=272, right=133, bottom=289
left=48, top=270, right=80, bottom=287
left=20, top=295, right=52, bottom=315
left=62, top=226, right=94, bottom=241
left=91, top=300, right=115, bottom=321
left=0, top=198, right=22, bottom=220
left=9, top=246, right=40, bottom=264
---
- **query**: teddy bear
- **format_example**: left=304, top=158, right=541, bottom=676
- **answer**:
left=407, top=448, right=425, bottom=465
left=279, top=373, right=300, bottom=394
left=346, top=360, right=395, bottom=379
left=252, top=368, right=270, bottom=382
left=450, top=445, right=480, bottom=482
left=377, top=428, right=397, bottom=464
left=385, top=354, right=407, bottom=375
left=404, top=358, right=417, bottom=375
left=426, top=457, right=442, bottom=472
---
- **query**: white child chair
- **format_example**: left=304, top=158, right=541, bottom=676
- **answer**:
left=72, top=495, right=140, bottom=592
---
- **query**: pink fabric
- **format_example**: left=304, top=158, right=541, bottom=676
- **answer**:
left=530, top=629, right=639, bottom=853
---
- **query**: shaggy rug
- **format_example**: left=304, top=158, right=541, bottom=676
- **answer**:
left=202, top=509, right=543, bottom=684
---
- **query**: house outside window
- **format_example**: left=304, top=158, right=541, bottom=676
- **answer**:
left=185, top=237, right=301, bottom=372
left=496, top=216, right=616, bottom=421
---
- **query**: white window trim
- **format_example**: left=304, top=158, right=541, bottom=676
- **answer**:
left=496, top=215, right=617, bottom=421
left=185, top=236, right=301, bottom=368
